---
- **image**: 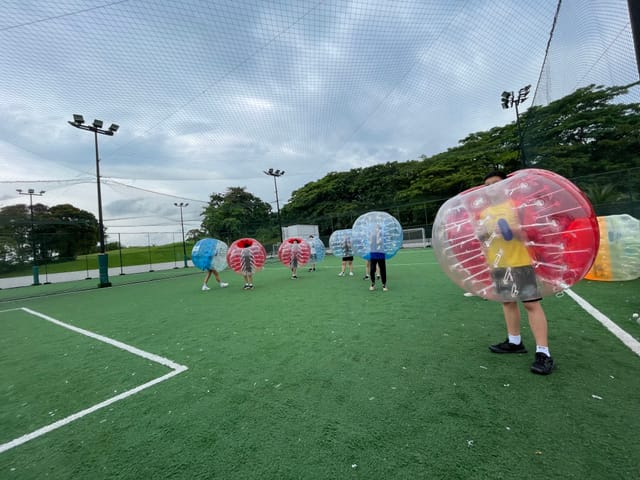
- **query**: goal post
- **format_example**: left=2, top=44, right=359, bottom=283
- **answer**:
left=402, top=227, right=430, bottom=248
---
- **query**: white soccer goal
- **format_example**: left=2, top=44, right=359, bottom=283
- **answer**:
left=402, top=227, right=430, bottom=248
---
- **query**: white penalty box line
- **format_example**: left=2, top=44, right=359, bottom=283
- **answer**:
left=0, top=307, right=188, bottom=454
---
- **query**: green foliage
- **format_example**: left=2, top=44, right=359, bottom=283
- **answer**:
left=42, top=204, right=99, bottom=260
left=0, top=203, right=99, bottom=272
left=278, top=84, right=640, bottom=237
left=522, top=83, right=640, bottom=176
left=0, top=204, right=30, bottom=267
left=200, top=187, right=273, bottom=243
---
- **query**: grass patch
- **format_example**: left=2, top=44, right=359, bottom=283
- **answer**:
left=1, top=249, right=639, bottom=479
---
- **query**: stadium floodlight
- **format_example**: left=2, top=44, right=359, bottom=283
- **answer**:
left=263, top=168, right=285, bottom=243
left=174, top=202, right=189, bottom=268
left=16, top=187, right=46, bottom=286
left=500, top=84, right=531, bottom=168
left=501, top=91, right=513, bottom=109
left=68, top=114, right=119, bottom=288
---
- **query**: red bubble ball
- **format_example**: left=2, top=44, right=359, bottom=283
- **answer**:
left=432, top=169, right=599, bottom=301
left=226, top=238, right=267, bottom=275
left=278, top=237, right=311, bottom=268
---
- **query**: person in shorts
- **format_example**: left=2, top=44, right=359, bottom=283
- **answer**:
left=308, top=235, right=317, bottom=272
left=479, top=171, right=554, bottom=375
left=338, top=235, right=354, bottom=276
left=201, top=269, right=229, bottom=291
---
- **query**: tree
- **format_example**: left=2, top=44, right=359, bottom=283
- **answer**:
left=280, top=83, right=640, bottom=235
left=44, top=204, right=100, bottom=260
left=201, top=187, right=272, bottom=243
left=0, top=204, right=30, bottom=267
left=0, top=203, right=99, bottom=269
left=522, top=83, right=640, bottom=177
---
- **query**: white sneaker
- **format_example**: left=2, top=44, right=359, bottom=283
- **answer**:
left=219, top=282, right=229, bottom=288
left=202, top=284, right=210, bottom=291
left=338, top=272, right=345, bottom=276
left=463, top=292, right=474, bottom=297
left=349, top=272, right=354, bottom=276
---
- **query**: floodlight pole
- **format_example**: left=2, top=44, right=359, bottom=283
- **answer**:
left=263, top=168, right=285, bottom=243
left=628, top=0, right=640, bottom=78
left=16, top=188, right=45, bottom=286
left=174, top=202, right=189, bottom=267
left=68, top=115, right=119, bottom=288
left=501, top=85, right=531, bottom=169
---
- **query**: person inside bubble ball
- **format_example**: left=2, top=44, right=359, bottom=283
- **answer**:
left=290, top=238, right=301, bottom=279
left=338, top=235, right=354, bottom=276
left=308, top=235, right=317, bottom=272
left=201, top=269, right=229, bottom=291
left=478, top=170, right=554, bottom=375
left=238, top=239, right=256, bottom=290
left=368, top=224, right=388, bottom=292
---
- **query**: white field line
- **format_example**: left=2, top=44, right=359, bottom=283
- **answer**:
left=565, top=288, right=640, bottom=356
left=0, top=307, right=188, bottom=454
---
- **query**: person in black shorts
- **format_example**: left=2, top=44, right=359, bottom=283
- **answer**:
left=338, top=235, right=354, bottom=276
left=480, top=171, right=554, bottom=375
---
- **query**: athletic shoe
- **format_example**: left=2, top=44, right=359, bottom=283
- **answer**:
left=376, top=274, right=380, bottom=279
left=201, top=284, right=210, bottom=291
left=363, top=275, right=369, bottom=280
left=338, top=272, right=345, bottom=276
left=308, top=268, right=313, bottom=272
left=291, top=275, right=298, bottom=279
left=463, top=292, right=474, bottom=297
left=349, top=272, right=354, bottom=276
left=243, top=284, right=250, bottom=290
left=219, top=282, right=229, bottom=288
left=248, top=284, right=254, bottom=289
left=531, top=352, right=555, bottom=375
left=369, top=285, right=375, bottom=291
left=489, top=338, right=528, bottom=354
left=383, top=286, right=389, bottom=292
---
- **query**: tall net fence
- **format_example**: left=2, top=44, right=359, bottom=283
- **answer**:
left=1, top=0, right=639, bottom=297
left=520, top=0, right=640, bottom=172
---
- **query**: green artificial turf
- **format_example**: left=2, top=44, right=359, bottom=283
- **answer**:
left=1, top=249, right=638, bottom=479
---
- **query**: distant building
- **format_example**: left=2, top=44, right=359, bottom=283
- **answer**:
left=282, top=224, right=319, bottom=240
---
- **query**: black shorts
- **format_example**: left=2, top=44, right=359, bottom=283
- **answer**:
left=491, top=265, right=541, bottom=302
left=342, top=256, right=354, bottom=261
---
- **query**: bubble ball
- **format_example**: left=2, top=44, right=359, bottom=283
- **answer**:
left=191, top=238, right=229, bottom=272
left=329, top=229, right=354, bottom=258
left=585, top=214, right=640, bottom=281
left=431, top=168, right=599, bottom=302
left=226, top=238, right=267, bottom=275
left=308, top=236, right=326, bottom=263
left=278, top=237, right=311, bottom=268
left=351, top=211, right=403, bottom=260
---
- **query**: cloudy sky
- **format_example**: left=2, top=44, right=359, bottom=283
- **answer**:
left=0, top=0, right=637, bottom=245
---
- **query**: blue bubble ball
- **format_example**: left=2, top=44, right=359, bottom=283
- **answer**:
left=308, top=236, right=326, bottom=263
left=352, top=211, right=403, bottom=260
left=329, top=229, right=353, bottom=258
left=191, top=238, right=229, bottom=272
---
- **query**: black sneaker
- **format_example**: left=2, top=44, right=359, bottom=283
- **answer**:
left=531, top=352, right=555, bottom=375
left=489, top=338, right=528, bottom=354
